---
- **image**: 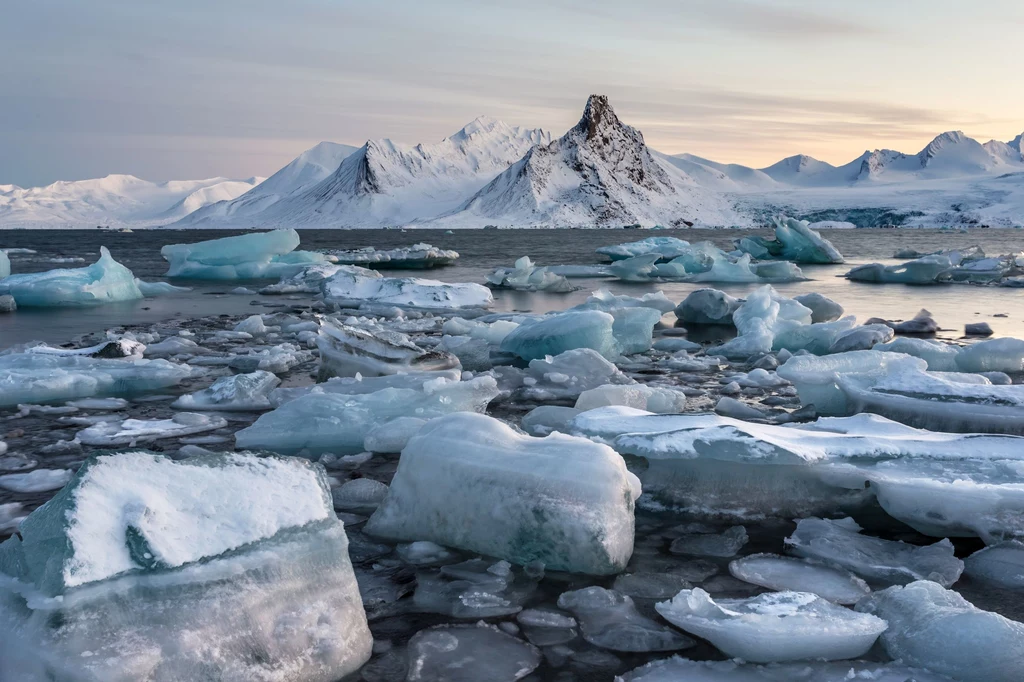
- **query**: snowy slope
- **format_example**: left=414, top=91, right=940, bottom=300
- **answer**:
left=431, top=96, right=745, bottom=228
left=0, top=175, right=263, bottom=228
left=664, top=153, right=781, bottom=191
left=181, top=118, right=551, bottom=228
left=173, top=141, right=359, bottom=227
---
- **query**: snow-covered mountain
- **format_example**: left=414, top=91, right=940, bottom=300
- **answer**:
left=177, top=118, right=551, bottom=228
left=431, top=96, right=743, bottom=228
left=0, top=175, right=263, bottom=228
left=665, top=153, right=780, bottom=191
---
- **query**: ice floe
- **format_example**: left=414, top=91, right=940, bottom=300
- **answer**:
left=161, top=228, right=329, bottom=280
left=0, top=247, right=142, bottom=307
left=556, top=586, right=694, bottom=652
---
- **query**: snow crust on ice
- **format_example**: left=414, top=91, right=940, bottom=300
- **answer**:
left=366, top=412, right=640, bottom=575
left=76, top=412, right=227, bottom=446
left=0, top=247, right=142, bottom=307
left=161, top=228, right=328, bottom=280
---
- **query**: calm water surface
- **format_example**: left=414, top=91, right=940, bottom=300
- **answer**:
left=2, top=228, right=1023, bottom=347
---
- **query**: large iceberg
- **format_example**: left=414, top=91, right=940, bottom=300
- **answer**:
left=0, top=352, right=197, bottom=408
left=655, top=589, right=886, bottom=663
left=856, top=580, right=1024, bottom=682
left=0, top=247, right=142, bottom=307
left=328, top=242, right=458, bottom=269
left=735, top=216, right=845, bottom=264
left=316, top=317, right=459, bottom=379
left=235, top=375, right=498, bottom=456
left=161, top=229, right=329, bottom=280
left=366, top=413, right=640, bottom=575
left=0, top=451, right=372, bottom=681
left=321, top=267, right=492, bottom=311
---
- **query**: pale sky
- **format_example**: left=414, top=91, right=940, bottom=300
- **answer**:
left=3, top=0, right=1022, bottom=186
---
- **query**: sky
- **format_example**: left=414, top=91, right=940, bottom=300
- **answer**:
left=3, top=0, right=1023, bottom=186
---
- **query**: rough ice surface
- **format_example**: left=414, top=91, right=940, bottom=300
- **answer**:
left=0, top=247, right=142, bottom=307
left=329, top=243, right=458, bottom=269
left=964, top=541, right=1024, bottom=588
left=485, top=256, right=575, bottom=292
left=235, top=376, right=498, bottom=457
left=505, top=348, right=634, bottom=402
left=618, top=657, right=955, bottom=682
left=77, top=413, right=227, bottom=446
left=575, top=383, right=687, bottom=414
left=674, top=288, right=742, bottom=325
left=366, top=412, right=639, bottom=575
left=268, top=369, right=461, bottom=406
left=875, top=336, right=961, bottom=371
left=321, top=266, right=492, bottom=310
left=161, top=228, right=329, bottom=280
left=707, top=285, right=815, bottom=359
left=0, top=353, right=197, bottom=408
left=735, top=216, right=845, bottom=264
left=171, top=370, right=280, bottom=411
left=0, top=451, right=372, bottom=681
left=331, top=478, right=388, bottom=514
left=728, top=553, right=870, bottom=604
left=857, top=580, right=1024, bottom=682
left=556, top=586, right=694, bottom=652
left=655, top=589, right=886, bottom=663
left=316, top=317, right=459, bottom=379
left=786, top=517, right=964, bottom=587
left=405, top=623, right=540, bottom=682
left=260, top=262, right=349, bottom=294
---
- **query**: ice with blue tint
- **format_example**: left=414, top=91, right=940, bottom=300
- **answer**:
left=500, top=310, right=618, bottom=361
left=234, top=375, right=498, bottom=457
left=366, top=412, right=640, bottom=575
left=793, top=292, right=844, bottom=323
left=485, top=256, right=575, bottom=292
left=875, top=337, right=962, bottom=371
left=556, top=586, right=694, bottom=652
left=329, top=242, right=458, bottom=269
left=134, top=279, right=191, bottom=297
left=0, top=247, right=142, bottom=307
left=572, top=288, right=676, bottom=314
left=575, top=384, right=687, bottom=414
left=171, top=370, right=280, bottom=411
left=707, top=285, right=812, bottom=359
left=321, top=266, right=492, bottom=310
left=964, top=542, right=1024, bottom=588
left=619, top=656, right=954, bottom=681
left=655, top=589, right=886, bottom=663
left=161, top=228, right=329, bottom=280
left=0, top=352, right=197, bottom=408
left=735, top=216, right=845, bottom=264
left=856, top=580, right=1024, bottom=682
left=597, top=236, right=692, bottom=261
left=611, top=244, right=807, bottom=284
left=0, top=451, right=372, bottom=682
left=674, top=288, right=742, bottom=325
left=0, top=249, right=10, bottom=278
left=845, top=253, right=955, bottom=284
left=956, top=337, right=1024, bottom=373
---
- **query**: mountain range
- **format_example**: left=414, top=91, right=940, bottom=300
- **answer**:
left=2, top=97, right=1022, bottom=229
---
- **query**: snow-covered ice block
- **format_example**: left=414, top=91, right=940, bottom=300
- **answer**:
left=330, top=243, right=458, bottom=269
left=556, top=586, right=694, bottom=652
left=236, top=376, right=498, bottom=457
left=0, top=247, right=142, bottom=307
left=728, top=554, right=869, bottom=604
left=655, top=589, right=886, bottom=663
left=485, top=256, right=575, bottom=292
left=964, top=541, right=1024, bottom=588
left=171, top=370, right=280, bottom=411
left=575, top=384, right=687, bottom=414
left=856, top=580, right=1024, bottom=682
left=674, top=288, right=741, bottom=325
left=316, top=318, right=459, bottom=379
left=786, top=517, right=964, bottom=587
left=259, top=263, right=351, bottom=294
left=161, top=228, right=329, bottom=280
left=0, top=451, right=372, bottom=681
left=77, top=412, right=227, bottom=446
left=735, top=216, right=845, bottom=264
left=321, top=267, right=491, bottom=310
left=618, top=657, right=954, bottom=682
left=0, top=353, right=197, bottom=408
left=366, top=412, right=640, bottom=575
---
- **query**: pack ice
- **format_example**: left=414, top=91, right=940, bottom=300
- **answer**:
left=0, top=451, right=372, bottom=682
left=735, top=216, right=845, bottom=264
left=0, top=247, right=142, bottom=307
left=161, top=228, right=329, bottom=279
left=857, top=580, right=1024, bottom=682
left=365, top=412, right=640, bottom=575
left=655, top=589, right=886, bottom=663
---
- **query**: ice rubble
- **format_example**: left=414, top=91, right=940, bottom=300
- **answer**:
left=171, top=370, right=280, bottom=411
left=735, top=216, right=845, bottom=264
left=235, top=375, right=498, bottom=457
left=329, top=243, right=458, bottom=269
left=0, top=247, right=142, bottom=307
left=857, top=580, right=1024, bottom=682
left=485, top=256, right=575, bottom=292
left=0, top=352, right=197, bottom=408
left=655, top=589, right=886, bottom=663
left=267, top=369, right=461, bottom=407
left=0, top=451, right=372, bottom=681
left=161, top=228, right=329, bottom=279
left=500, top=307, right=661, bottom=361
left=259, top=262, right=348, bottom=294
left=316, top=317, right=460, bottom=379
left=366, top=413, right=640, bottom=575
left=728, top=554, right=870, bottom=604
left=556, top=586, right=693, bottom=652
left=320, top=266, right=492, bottom=310
left=786, top=517, right=964, bottom=587
left=618, top=657, right=955, bottom=682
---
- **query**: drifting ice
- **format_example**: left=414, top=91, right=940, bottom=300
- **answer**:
left=170, top=370, right=280, bottom=411
left=485, top=256, right=575, bottom=292
left=735, top=216, right=845, bottom=264
left=329, top=243, right=458, bottom=269
left=0, top=247, right=142, bottom=307
left=316, top=318, right=460, bottom=379
left=161, top=229, right=329, bottom=280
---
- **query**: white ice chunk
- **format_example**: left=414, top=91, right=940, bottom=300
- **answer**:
left=0, top=469, right=73, bottom=493
left=575, top=384, right=687, bottom=414
left=956, top=337, right=1024, bottom=373
left=0, top=247, right=141, bottom=308
left=485, top=256, right=575, bottom=292
left=366, top=412, right=639, bottom=575
left=597, top=236, right=692, bottom=261
left=875, top=337, right=961, bottom=371
left=618, top=657, right=954, bottom=682
left=77, top=412, right=227, bottom=446
left=729, top=554, right=870, bottom=604
left=856, top=580, right=1024, bottom=682
left=574, top=288, right=676, bottom=314
left=316, top=317, right=460, bottom=379
left=330, top=243, right=458, bottom=269
left=321, top=267, right=492, bottom=310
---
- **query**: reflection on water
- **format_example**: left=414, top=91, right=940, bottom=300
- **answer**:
left=1, top=227, right=1022, bottom=347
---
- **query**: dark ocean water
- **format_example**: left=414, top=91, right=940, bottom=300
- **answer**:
left=2, top=227, right=1023, bottom=347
